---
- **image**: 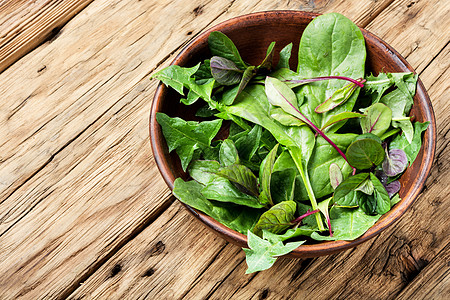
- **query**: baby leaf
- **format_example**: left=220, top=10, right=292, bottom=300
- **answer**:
left=156, top=113, right=222, bottom=171
left=151, top=64, right=199, bottom=95
left=329, top=163, right=343, bottom=190
left=391, top=194, right=402, bottom=206
left=382, top=148, right=408, bottom=176
left=173, top=178, right=261, bottom=234
left=258, top=42, right=276, bottom=70
left=253, top=201, right=296, bottom=236
left=390, top=121, right=429, bottom=164
left=355, top=177, right=374, bottom=195
left=270, top=107, right=305, bottom=127
left=188, top=160, right=221, bottom=185
left=216, top=164, right=259, bottom=197
left=321, top=112, right=364, bottom=131
left=219, top=139, right=239, bottom=166
left=358, top=193, right=377, bottom=215
left=201, top=176, right=263, bottom=208
left=370, top=173, right=391, bottom=214
left=385, top=180, right=401, bottom=198
left=363, top=72, right=393, bottom=103
left=276, top=43, right=293, bottom=70
left=353, top=132, right=382, bottom=144
left=317, top=197, right=333, bottom=236
left=315, top=80, right=360, bottom=113
left=243, top=230, right=304, bottom=274
left=259, top=144, right=280, bottom=206
left=270, top=168, right=297, bottom=204
left=334, top=173, right=370, bottom=201
left=346, top=138, right=385, bottom=170
left=234, top=124, right=262, bottom=161
left=335, top=190, right=359, bottom=207
left=311, top=207, right=381, bottom=241
left=208, top=31, right=247, bottom=70
left=262, top=227, right=315, bottom=243
left=360, top=103, right=392, bottom=137
left=210, top=56, right=243, bottom=85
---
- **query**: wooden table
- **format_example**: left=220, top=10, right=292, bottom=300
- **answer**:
left=0, top=0, right=448, bottom=299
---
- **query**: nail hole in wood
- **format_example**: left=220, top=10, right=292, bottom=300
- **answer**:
left=110, top=264, right=122, bottom=277
left=142, top=268, right=155, bottom=277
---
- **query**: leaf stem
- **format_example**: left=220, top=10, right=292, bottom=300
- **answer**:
left=292, top=209, right=320, bottom=224
left=287, top=76, right=365, bottom=88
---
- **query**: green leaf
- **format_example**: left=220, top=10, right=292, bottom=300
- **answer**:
left=270, top=107, right=305, bottom=127
left=156, top=112, right=222, bottom=171
left=208, top=31, right=247, bottom=70
left=234, top=125, right=262, bottom=161
left=216, top=164, right=259, bottom=197
left=335, top=190, right=359, bottom=207
left=201, top=176, right=264, bottom=208
left=253, top=201, right=296, bottom=236
left=173, top=178, right=261, bottom=234
left=315, top=81, right=359, bottom=113
left=258, top=144, right=279, bottom=206
left=318, top=197, right=333, bottom=235
left=243, top=230, right=304, bottom=274
left=188, top=160, right=221, bottom=185
left=194, top=59, right=213, bottom=80
left=276, top=43, right=293, bottom=70
left=210, top=56, right=243, bottom=85
left=346, top=138, right=385, bottom=170
left=363, top=72, right=393, bottom=103
left=321, top=112, right=363, bottom=131
left=219, top=139, right=239, bottom=166
left=329, top=163, right=343, bottom=190
left=311, top=207, right=381, bottom=241
left=151, top=64, right=199, bottom=95
left=258, top=41, right=276, bottom=70
left=334, top=173, right=370, bottom=201
left=390, top=121, right=429, bottom=164
left=354, top=177, right=374, bottom=195
left=358, top=192, right=376, bottom=215
left=270, top=168, right=297, bottom=204
left=360, top=103, right=392, bottom=137
left=262, top=226, right=316, bottom=243
left=296, top=13, right=366, bottom=130
left=370, top=173, right=391, bottom=214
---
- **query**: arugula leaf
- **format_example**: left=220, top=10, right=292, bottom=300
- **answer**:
left=173, top=178, right=261, bottom=234
left=208, top=31, right=247, bottom=70
left=243, top=230, right=304, bottom=274
left=253, top=200, right=296, bottom=236
left=390, top=121, right=429, bottom=164
left=156, top=112, right=222, bottom=170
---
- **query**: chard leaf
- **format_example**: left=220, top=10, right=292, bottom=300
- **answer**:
left=382, top=148, right=408, bottom=176
left=329, top=163, right=343, bottom=190
left=276, top=43, right=293, bottom=70
left=258, top=144, right=280, bottom=206
left=370, top=173, right=391, bottom=214
left=173, top=178, right=261, bottom=234
left=296, top=13, right=366, bottom=130
left=156, top=113, right=222, bottom=171
left=243, top=230, right=304, bottom=274
left=334, top=173, right=370, bottom=201
left=360, top=103, right=392, bottom=137
left=219, top=139, right=239, bottom=166
left=253, top=201, right=296, bottom=236
left=321, top=112, right=363, bottom=131
left=346, top=138, right=385, bottom=170
left=390, top=121, right=429, bottom=164
left=315, top=81, right=359, bottom=113
left=188, top=160, right=221, bottom=185
left=216, top=164, right=259, bottom=197
left=201, top=176, right=263, bottom=208
left=385, top=181, right=401, bottom=198
left=210, top=56, right=243, bottom=85
left=258, top=41, right=276, bottom=70
left=208, top=31, right=247, bottom=70
left=311, top=207, right=381, bottom=241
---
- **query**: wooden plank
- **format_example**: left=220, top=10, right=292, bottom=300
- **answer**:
left=0, top=0, right=95, bottom=73
left=396, top=243, right=450, bottom=300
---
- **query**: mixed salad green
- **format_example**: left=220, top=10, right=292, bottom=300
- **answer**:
left=151, top=13, right=428, bottom=273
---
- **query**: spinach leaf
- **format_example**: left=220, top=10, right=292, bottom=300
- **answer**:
left=315, top=81, right=360, bottom=113
left=335, top=190, right=359, bottom=207
left=297, top=13, right=366, bottom=130
left=188, top=160, right=221, bottom=185
left=253, top=200, right=296, bottom=236
left=243, top=230, right=304, bottom=274
left=390, top=121, right=429, bottom=164
left=219, top=139, right=239, bottom=166
left=370, top=173, right=391, bottom=214
left=311, top=207, right=381, bottom=241
left=360, top=103, right=392, bottom=137
left=334, top=173, right=370, bottom=201
left=234, top=124, right=262, bottom=161
left=262, top=226, right=316, bottom=243
left=258, top=144, right=279, bottom=206
left=358, top=193, right=376, bottom=215
left=270, top=107, right=305, bottom=127
left=173, top=178, right=261, bottom=234
left=216, top=164, right=259, bottom=197
left=208, top=31, right=247, bottom=70
left=270, top=168, right=297, bottom=204
left=156, top=112, right=222, bottom=171
left=210, top=56, right=243, bottom=85
left=276, top=43, right=293, bottom=70
left=346, top=138, right=385, bottom=170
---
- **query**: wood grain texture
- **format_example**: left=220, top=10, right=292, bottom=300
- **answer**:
left=0, top=0, right=95, bottom=73
left=0, top=0, right=448, bottom=298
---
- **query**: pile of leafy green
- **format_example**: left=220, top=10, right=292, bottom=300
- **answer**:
left=151, top=13, right=428, bottom=274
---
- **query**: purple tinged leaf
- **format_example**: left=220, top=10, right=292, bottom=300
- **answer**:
left=382, top=148, right=408, bottom=176
left=385, top=181, right=401, bottom=198
left=210, top=56, right=243, bottom=85
left=315, top=79, right=364, bottom=113
left=360, top=103, right=392, bottom=137
left=329, top=163, right=343, bottom=190
left=321, top=112, right=364, bottom=131
left=285, top=76, right=365, bottom=88
left=258, top=41, right=276, bottom=70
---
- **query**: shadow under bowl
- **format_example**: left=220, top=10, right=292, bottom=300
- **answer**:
left=150, top=11, right=436, bottom=258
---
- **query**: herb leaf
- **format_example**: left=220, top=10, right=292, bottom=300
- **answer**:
left=390, top=121, right=429, bottom=164
left=210, top=56, right=243, bottom=85
left=253, top=200, right=296, bottom=236
left=208, top=31, right=247, bottom=70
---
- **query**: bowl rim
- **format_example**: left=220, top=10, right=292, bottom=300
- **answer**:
left=150, top=10, right=436, bottom=258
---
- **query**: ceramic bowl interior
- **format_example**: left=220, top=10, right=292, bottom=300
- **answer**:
left=150, top=11, right=436, bottom=258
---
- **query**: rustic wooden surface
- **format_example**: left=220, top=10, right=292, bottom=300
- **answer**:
left=0, top=0, right=448, bottom=299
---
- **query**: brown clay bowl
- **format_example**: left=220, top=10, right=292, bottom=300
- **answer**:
left=150, top=11, right=436, bottom=258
